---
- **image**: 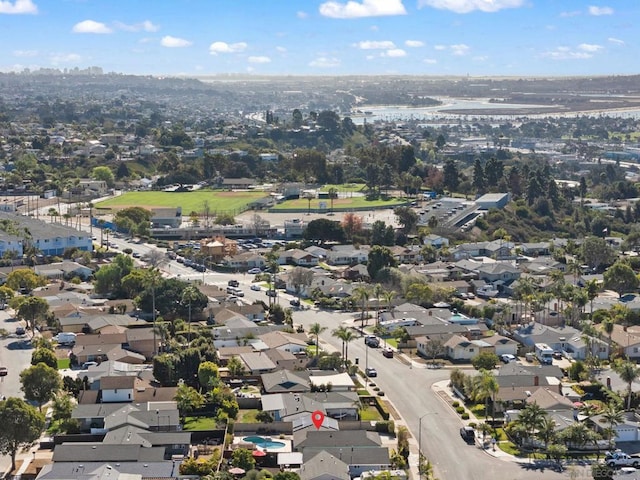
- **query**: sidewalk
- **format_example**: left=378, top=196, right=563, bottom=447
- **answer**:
left=431, top=379, right=515, bottom=462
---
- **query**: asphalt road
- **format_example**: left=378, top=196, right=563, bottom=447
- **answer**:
left=0, top=308, right=35, bottom=474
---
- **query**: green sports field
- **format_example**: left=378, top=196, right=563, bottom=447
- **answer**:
left=95, top=190, right=266, bottom=213
left=270, top=195, right=405, bottom=211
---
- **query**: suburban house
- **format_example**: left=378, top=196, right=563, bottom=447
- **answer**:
left=222, top=252, right=266, bottom=270
left=278, top=249, right=320, bottom=267
left=482, top=335, right=519, bottom=356
left=34, top=261, right=93, bottom=280
left=261, top=391, right=360, bottom=422
left=326, top=245, right=369, bottom=266
left=444, top=335, right=493, bottom=361
left=261, top=370, right=311, bottom=394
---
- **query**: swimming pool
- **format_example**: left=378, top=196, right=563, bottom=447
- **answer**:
left=242, top=436, right=286, bottom=449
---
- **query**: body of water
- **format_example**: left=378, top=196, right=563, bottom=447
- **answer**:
left=350, top=97, right=640, bottom=124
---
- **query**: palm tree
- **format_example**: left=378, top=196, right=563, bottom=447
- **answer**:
left=472, top=370, right=499, bottom=424
left=181, top=285, right=200, bottom=338
left=602, top=317, right=615, bottom=358
left=372, top=283, right=384, bottom=322
left=332, top=326, right=355, bottom=370
left=537, top=417, right=558, bottom=455
left=144, top=268, right=163, bottom=355
left=601, top=401, right=624, bottom=449
left=309, top=322, right=327, bottom=359
left=613, top=359, right=640, bottom=410
left=585, top=279, right=600, bottom=319
left=517, top=402, right=546, bottom=447
left=352, top=286, right=371, bottom=329
left=327, top=187, right=338, bottom=214
left=560, top=422, right=598, bottom=451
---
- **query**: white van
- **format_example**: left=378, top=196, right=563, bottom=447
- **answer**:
left=226, top=286, right=244, bottom=297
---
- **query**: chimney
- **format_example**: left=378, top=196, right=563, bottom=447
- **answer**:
left=534, top=375, right=539, bottom=386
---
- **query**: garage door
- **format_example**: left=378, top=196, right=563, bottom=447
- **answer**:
left=616, top=427, right=638, bottom=442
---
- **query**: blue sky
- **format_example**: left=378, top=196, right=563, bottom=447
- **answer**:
left=0, top=0, right=637, bottom=76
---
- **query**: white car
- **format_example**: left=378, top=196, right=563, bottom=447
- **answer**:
left=248, top=267, right=262, bottom=274
left=250, top=284, right=261, bottom=291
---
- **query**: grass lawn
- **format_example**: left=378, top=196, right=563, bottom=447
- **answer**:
left=469, top=403, right=487, bottom=419
left=95, top=190, right=266, bottom=213
left=270, top=195, right=405, bottom=211
left=183, top=416, right=218, bottom=431
left=360, top=406, right=383, bottom=421
left=57, top=358, right=70, bottom=370
left=498, top=441, right=521, bottom=456
left=384, top=338, right=398, bottom=348
left=238, top=409, right=260, bottom=423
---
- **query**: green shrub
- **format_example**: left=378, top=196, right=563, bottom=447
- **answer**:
left=375, top=420, right=395, bottom=435
left=461, top=413, right=470, bottom=420
left=377, top=391, right=385, bottom=396
left=452, top=401, right=460, bottom=408
left=456, top=406, right=465, bottom=414
left=373, top=387, right=380, bottom=392
left=468, top=422, right=477, bottom=429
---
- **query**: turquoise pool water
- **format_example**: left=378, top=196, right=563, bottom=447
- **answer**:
left=242, top=436, right=286, bottom=449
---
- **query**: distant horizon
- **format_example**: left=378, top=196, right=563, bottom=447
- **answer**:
left=1, top=0, right=638, bottom=77
left=6, top=67, right=640, bottom=82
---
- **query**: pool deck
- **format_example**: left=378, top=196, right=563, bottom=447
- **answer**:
left=233, top=436, right=293, bottom=454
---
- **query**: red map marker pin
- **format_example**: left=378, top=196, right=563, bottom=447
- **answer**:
left=311, top=410, right=325, bottom=429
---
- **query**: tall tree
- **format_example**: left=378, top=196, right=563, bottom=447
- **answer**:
left=20, top=363, right=62, bottom=411
left=613, top=359, right=640, bottom=410
left=0, top=398, right=45, bottom=472
left=309, top=322, right=327, bottom=359
left=604, top=262, right=639, bottom=298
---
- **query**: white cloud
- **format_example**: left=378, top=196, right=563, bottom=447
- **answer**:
left=354, top=40, right=396, bottom=50
left=560, top=10, right=581, bottom=17
left=13, top=49, right=38, bottom=57
left=417, top=0, right=524, bottom=14
left=423, top=58, right=437, bottom=64
left=578, top=43, right=603, bottom=52
left=588, top=5, right=613, bottom=16
left=114, top=20, right=160, bottom=32
left=297, top=11, right=308, bottom=19
left=50, top=53, right=81, bottom=65
left=450, top=43, right=470, bottom=55
left=248, top=56, right=271, bottom=64
left=542, top=46, right=593, bottom=60
left=0, top=0, right=37, bottom=14
left=161, top=36, right=192, bottom=48
left=209, top=41, right=247, bottom=55
left=608, top=37, right=625, bottom=45
left=370, top=25, right=379, bottom=31
left=473, top=55, right=488, bottom=61
left=72, top=20, right=112, bottom=34
left=405, top=40, right=424, bottom=47
left=319, top=0, right=406, bottom=19
left=382, top=48, right=406, bottom=57
left=308, top=56, right=341, bottom=68
left=276, top=46, right=287, bottom=53
left=434, top=45, right=447, bottom=50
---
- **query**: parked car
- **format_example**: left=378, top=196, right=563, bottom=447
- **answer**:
left=552, top=351, right=563, bottom=360
left=460, top=426, right=475, bottom=444
left=500, top=354, right=517, bottom=363
left=289, top=299, right=301, bottom=307
left=228, top=279, right=240, bottom=287
left=247, top=268, right=262, bottom=274
left=382, top=347, right=394, bottom=358
left=15, top=326, right=25, bottom=336
left=266, top=289, right=277, bottom=297
left=364, top=335, right=380, bottom=348
left=0, top=366, right=7, bottom=376
left=250, top=284, right=261, bottom=291
left=365, top=367, right=377, bottom=377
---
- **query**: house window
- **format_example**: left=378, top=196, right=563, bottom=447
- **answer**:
left=469, top=348, right=475, bottom=352
left=634, top=347, right=638, bottom=353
